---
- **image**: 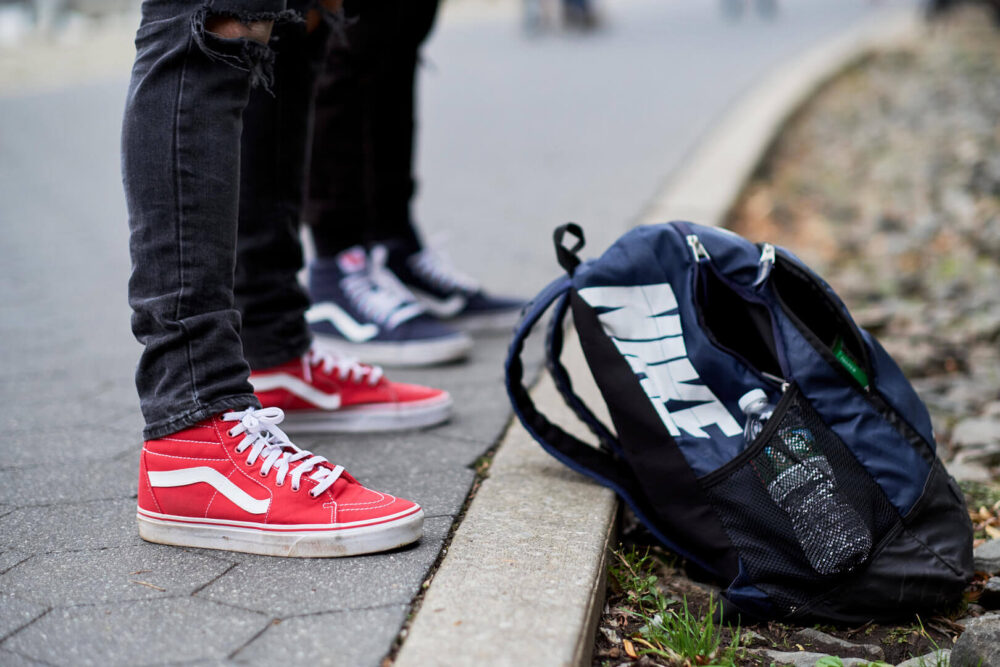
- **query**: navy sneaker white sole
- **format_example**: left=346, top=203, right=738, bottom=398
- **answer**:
left=279, top=393, right=453, bottom=433
left=312, top=332, right=472, bottom=367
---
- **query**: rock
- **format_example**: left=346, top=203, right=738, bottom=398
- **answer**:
left=951, top=417, right=1000, bottom=450
left=945, top=458, right=993, bottom=483
left=975, top=540, right=1000, bottom=575
left=791, top=628, right=885, bottom=661
left=894, top=649, right=950, bottom=667
left=980, top=577, right=1000, bottom=610
left=951, top=613, right=1000, bottom=667
left=741, top=628, right=768, bottom=645
left=754, top=649, right=872, bottom=667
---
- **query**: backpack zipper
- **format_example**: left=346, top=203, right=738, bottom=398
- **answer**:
left=753, top=243, right=776, bottom=288
left=687, top=235, right=711, bottom=263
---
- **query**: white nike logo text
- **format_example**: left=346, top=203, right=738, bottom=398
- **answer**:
left=148, top=467, right=271, bottom=514
left=578, top=283, right=742, bottom=440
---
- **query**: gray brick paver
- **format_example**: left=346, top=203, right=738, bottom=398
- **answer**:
left=0, top=452, right=138, bottom=506
left=3, top=597, right=268, bottom=666
left=0, top=593, right=48, bottom=642
left=231, top=604, right=409, bottom=667
left=0, top=647, right=51, bottom=666
left=194, top=517, right=451, bottom=617
left=0, top=499, right=138, bottom=551
left=0, top=545, right=236, bottom=607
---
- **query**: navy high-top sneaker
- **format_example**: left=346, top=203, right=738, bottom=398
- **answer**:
left=385, top=242, right=526, bottom=332
left=306, top=246, right=472, bottom=366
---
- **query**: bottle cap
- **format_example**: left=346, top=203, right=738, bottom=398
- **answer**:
left=738, top=388, right=768, bottom=414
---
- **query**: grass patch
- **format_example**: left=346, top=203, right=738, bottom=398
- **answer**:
left=604, top=546, right=744, bottom=667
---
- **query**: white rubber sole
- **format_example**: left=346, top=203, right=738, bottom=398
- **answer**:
left=279, top=393, right=453, bottom=433
left=137, top=507, right=424, bottom=558
left=312, top=333, right=472, bottom=367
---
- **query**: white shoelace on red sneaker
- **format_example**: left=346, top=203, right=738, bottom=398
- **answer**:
left=303, top=346, right=383, bottom=386
left=409, top=244, right=480, bottom=293
left=340, top=246, right=425, bottom=330
left=222, top=407, right=344, bottom=496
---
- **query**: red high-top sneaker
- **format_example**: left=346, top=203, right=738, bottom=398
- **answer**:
left=249, top=346, right=452, bottom=433
left=136, top=407, right=422, bottom=557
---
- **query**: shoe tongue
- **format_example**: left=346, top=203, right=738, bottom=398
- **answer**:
left=336, top=246, right=368, bottom=275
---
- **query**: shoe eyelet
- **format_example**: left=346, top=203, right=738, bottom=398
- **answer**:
left=259, top=470, right=268, bottom=477
left=227, top=429, right=237, bottom=437
left=275, top=480, right=283, bottom=487
left=291, top=484, right=300, bottom=492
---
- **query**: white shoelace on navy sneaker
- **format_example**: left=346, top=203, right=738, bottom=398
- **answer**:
left=302, top=345, right=383, bottom=386
left=339, top=245, right=425, bottom=330
left=222, top=407, right=344, bottom=496
left=409, top=244, right=480, bottom=294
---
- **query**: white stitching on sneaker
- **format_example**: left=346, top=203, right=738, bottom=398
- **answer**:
left=222, top=407, right=345, bottom=497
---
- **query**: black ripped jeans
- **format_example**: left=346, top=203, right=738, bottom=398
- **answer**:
left=122, top=0, right=335, bottom=439
left=305, top=0, right=440, bottom=257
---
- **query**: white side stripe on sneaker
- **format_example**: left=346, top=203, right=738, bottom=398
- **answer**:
left=409, top=287, right=468, bottom=318
left=305, top=302, right=380, bottom=342
left=148, top=467, right=271, bottom=514
left=249, top=373, right=343, bottom=410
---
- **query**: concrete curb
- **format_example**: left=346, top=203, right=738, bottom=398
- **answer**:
left=395, top=7, right=920, bottom=667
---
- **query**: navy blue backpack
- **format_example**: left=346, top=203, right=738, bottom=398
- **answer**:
left=505, top=221, right=973, bottom=622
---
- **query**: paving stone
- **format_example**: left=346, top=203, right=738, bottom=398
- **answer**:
left=0, top=593, right=48, bottom=642
left=0, top=421, right=138, bottom=468
left=232, top=604, right=409, bottom=666
left=4, top=597, right=268, bottom=666
left=0, top=545, right=235, bottom=606
left=0, top=550, right=32, bottom=575
left=297, top=429, right=489, bottom=474
left=0, top=390, right=137, bottom=436
left=0, top=451, right=138, bottom=506
left=365, top=467, right=476, bottom=519
left=196, top=517, right=451, bottom=617
left=0, top=499, right=138, bottom=551
left=429, top=380, right=518, bottom=447
left=0, top=648, right=50, bottom=666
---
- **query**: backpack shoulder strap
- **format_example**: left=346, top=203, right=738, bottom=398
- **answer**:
left=544, top=290, right=623, bottom=457
left=505, top=273, right=636, bottom=494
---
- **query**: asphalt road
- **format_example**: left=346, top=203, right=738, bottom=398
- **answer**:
left=0, top=0, right=914, bottom=664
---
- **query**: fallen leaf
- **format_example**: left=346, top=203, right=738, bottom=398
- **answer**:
left=623, top=638, right=637, bottom=659
left=986, top=525, right=1000, bottom=539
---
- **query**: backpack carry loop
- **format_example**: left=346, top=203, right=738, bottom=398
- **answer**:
left=553, top=222, right=585, bottom=275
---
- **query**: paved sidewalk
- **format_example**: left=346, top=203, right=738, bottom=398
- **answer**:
left=0, top=0, right=918, bottom=664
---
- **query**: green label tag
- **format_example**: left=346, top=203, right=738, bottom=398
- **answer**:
left=833, top=336, right=869, bottom=388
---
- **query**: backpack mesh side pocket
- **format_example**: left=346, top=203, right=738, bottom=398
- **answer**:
left=703, top=385, right=899, bottom=614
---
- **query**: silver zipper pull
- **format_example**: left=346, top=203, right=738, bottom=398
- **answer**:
left=761, top=371, right=786, bottom=389
left=686, top=235, right=710, bottom=263
left=753, top=242, right=776, bottom=288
